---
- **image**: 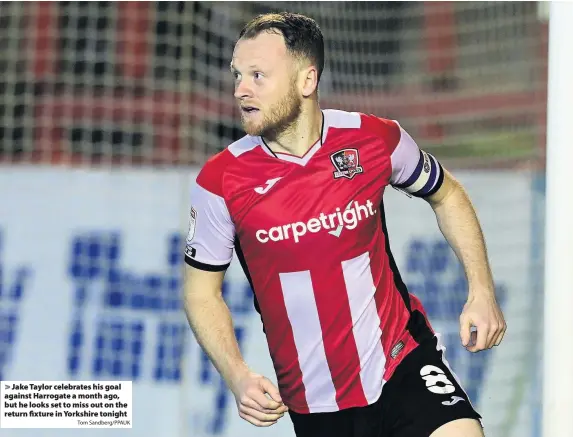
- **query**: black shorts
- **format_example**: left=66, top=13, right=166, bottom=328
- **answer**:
left=288, top=336, right=482, bottom=437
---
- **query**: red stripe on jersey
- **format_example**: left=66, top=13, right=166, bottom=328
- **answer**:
left=312, top=264, right=368, bottom=409
left=263, top=274, right=310, bottom=413
left=196, top=149, right=235, bottom=197
left=360, top=114, right=401, bottom=154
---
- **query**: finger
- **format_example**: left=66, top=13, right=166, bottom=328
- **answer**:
left=267, top=403, right=289, bottom=414
left=240, top=395, right=268, bottom=412
left=260, top=378, right=285, bottom=406
left=250, top=389, right=283, bottom=411
left=239, top=404, right=285, bottom=423
left=459, top=315, right=472, bottom=347
left=238, top=410, right=277, bottom=427
left=486, top=323, right=500, bottom=349
left=494, top=321, right=507, bottom=346
left=240, top=395, right=288, bottom=415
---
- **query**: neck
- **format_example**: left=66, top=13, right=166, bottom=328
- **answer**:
left=263, top=105, right=323, bottom=157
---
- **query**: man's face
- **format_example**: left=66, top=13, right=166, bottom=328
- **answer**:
left=231, top=31, right=303, bottom=138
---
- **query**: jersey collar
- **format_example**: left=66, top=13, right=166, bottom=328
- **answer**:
left=258, top=111, right=328, bottom=167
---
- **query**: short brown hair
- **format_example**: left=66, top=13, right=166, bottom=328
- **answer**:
left=239, top=12, right=325, bottom=84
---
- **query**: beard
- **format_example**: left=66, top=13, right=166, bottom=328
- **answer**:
left=240, top=84, right=303, bottom=139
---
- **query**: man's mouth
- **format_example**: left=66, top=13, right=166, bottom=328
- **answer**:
left=241, top=106, right=259, bottom=114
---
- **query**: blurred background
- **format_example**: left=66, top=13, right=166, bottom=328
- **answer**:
left=0, top=2, right=548, bottom=437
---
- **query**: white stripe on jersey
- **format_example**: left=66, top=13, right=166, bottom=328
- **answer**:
left=279, top=270, right=338, bottom=412
left=342, top=252, right=386, bottom=404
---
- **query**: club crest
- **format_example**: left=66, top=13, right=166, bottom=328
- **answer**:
left=330, top=148, right=364, bottom=180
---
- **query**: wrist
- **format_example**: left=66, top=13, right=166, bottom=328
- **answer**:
left=467, top=281, right=496, bottom=301
left=226, top=362, right=251, bottom=390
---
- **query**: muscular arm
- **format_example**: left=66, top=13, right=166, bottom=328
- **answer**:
left=183, top=265, right=249, bottom=388
left=423, top=168, right=506, bottom=351
left=184, top=160, right=287, bottom=425
left=383, top=116, right=505, bottom=350
left=424, top=169, right=494, bottom=297
left=184, top=265, right=287, bottom=424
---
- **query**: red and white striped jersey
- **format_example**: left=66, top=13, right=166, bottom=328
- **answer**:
left=185, top=109, right=443, bottom=414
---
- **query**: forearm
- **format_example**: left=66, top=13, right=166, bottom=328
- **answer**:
left=184, top=293, right=250, bottom=388
left=430, top=182, right=494, bottom=298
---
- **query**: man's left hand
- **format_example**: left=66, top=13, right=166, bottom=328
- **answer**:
left=459, top=292, right=506, bottom=352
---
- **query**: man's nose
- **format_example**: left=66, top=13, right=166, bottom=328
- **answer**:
left=234, top=79, right=252, bottom=100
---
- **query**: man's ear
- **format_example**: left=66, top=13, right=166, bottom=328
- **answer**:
left=300, top=66, right=319, bottom=98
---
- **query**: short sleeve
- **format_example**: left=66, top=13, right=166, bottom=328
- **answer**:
left=388, top=122, right=444, bottom=198
left=184, top=180, right=235, bottom=271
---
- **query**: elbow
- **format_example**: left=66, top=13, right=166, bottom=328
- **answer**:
left=182, top=283, right=224, bottom=314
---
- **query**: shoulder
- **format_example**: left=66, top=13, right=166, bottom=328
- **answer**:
left=358, top=113, right=401, bottom=146
left=196, top=135, right=259, bottom=197
left=324, top=109, right=402, bottom=152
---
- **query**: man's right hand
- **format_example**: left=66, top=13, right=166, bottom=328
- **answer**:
left=231, top=371, right=289, bottom=427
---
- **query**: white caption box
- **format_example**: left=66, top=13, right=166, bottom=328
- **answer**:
left=0, top=380, right=132, bottom=428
